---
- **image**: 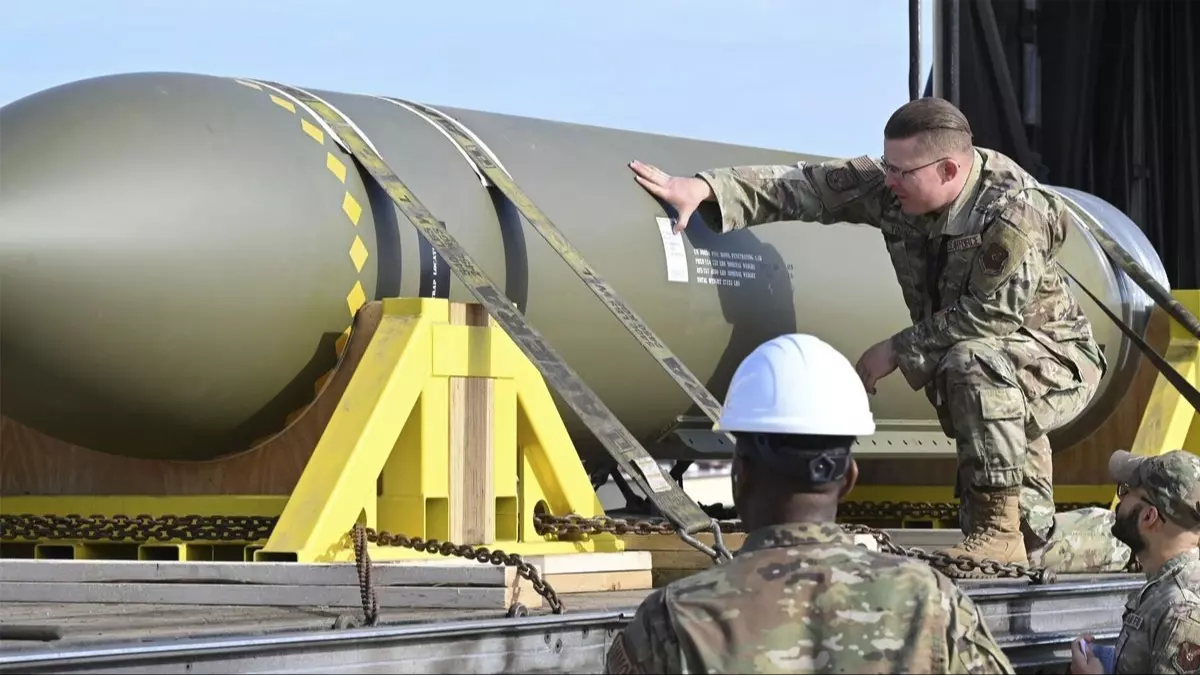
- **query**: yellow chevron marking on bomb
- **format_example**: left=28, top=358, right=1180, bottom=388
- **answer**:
left=342, top=192, right=362, bottom=226
left=236, top=79, right=367, bottom=452
left=270, top=94, right=296, bottom=113
left=326, top=153, right=347, bottom=182
left=345, top=281, right=366, bottom=316
left=349, top=236, right=369, bottom=273
left=301, top=119, right=325, bottom=145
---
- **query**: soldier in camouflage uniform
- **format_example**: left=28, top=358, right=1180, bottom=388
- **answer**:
left=1070, top=449, right=1200, bottom=675
left=1030, top=506, right=1132, bottom=574
left=605, top=333, right=1014, bottom=674
left=628, top=97, right=1106, bottom=573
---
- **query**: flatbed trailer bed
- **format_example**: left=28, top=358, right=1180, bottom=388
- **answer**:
left=0, top=574, right=1142, bottom=673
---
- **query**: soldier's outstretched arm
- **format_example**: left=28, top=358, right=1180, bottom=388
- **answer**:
left=941, top=576, right=1017, bottom=674
left=891, top=192, right=1053, bottom=390
left=604, top=590, right=685, bottom=674
left=627, top=156, right=891, bottom=235
left=693, top=156, right=891, bottom=232
left=1150, top=602, right=1200, bottom=674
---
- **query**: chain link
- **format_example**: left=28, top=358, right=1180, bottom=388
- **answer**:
left=532, top=513, right=1054, bottom=583
left=836, top=522, right=1056, bottom=584
left=528, top=500, right=1114, bottom=586
left=356, top=524, right=564, bottom=615
left=0, top=513, right=277, bottom=542
left=1, top=497, right=1118, bottom=615
left=0, top=513, right=564, bottom=620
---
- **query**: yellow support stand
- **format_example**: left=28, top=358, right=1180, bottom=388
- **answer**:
left=0, top=297, right=624, bottom=563
left=1110, top=289, right=1200, bottom=508
left=256, top=297, right=622, bottom=562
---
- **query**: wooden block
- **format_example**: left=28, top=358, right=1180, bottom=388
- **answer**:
left=546, top=570, right=653, bottom=594
left=623, top=531, right=880, bottom=575
left=652, top=568, right=695, bottom=587
left=449, top=302, right=495, bottom=546
left=0, top=559, right=540, bottom=610
left=0, top=559, right=511, bottom=586
left=618, top=532, right=748, bottom=553
left=526, top=550, right=653, bottom=575
left=0, top=581, right=531, bottom=609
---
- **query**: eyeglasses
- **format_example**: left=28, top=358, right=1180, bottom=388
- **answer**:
left=1117, top=483, right=1158, bottom=510
left=880, top=155, right=951, bottom=180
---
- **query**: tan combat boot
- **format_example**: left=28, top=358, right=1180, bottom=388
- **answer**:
left=940, top=487, right=1028, bottom=579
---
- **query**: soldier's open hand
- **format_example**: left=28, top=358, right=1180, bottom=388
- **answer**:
left=629, top=160, right=713, bottom=234
left=855, top=338, right=899, bottom=395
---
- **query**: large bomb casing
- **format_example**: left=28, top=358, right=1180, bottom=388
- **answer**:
left=0, top=72, right=1169, bottom=467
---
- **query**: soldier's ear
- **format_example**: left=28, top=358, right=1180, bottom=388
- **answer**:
left=838, top=458, right=859, bottom=500
left=940, top=158, right=960, bottom=183
left=1140, top=501, right=1164, bottom=532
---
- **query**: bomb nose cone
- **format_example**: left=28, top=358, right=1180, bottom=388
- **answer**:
left=0, top=72, right=373, bottom=460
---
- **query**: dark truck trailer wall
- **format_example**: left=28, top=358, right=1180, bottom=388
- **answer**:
left=931, top=0, right=1200, bottom=291
left=0, top=72, right=1168, bottom=467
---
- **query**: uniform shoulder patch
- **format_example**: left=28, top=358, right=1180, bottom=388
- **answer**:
left=808, top=155, right=886, bottom=210
left=980, top=242, right=1010, bottom=276
left=1172, top=640, right=1200, bottom=674
left=825, top=166, right=857, bottom=192
left=968, top=223, right=1032, bottom=298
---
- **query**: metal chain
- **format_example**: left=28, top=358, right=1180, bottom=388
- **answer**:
left=0, top=513, right=564, bottom=621
left=702, top=500, right=1110, bottom=523
left=356, top=524, right=564, bottom=615
left=0, top=513, right=277, bottom=542
left=352, top=524, right=380, bottom=626
left=1, top=497, right=1118, bottom=608
left=531, top=511, right=1068, bottom=585
left=836, top=522, right=1056, bottom=584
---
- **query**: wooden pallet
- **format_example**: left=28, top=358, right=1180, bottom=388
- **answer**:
left=390, top=549, right=654, bottom=594
left=0, top=558, right=539, bottom=610
left=0, top=549, right=656, bottom=611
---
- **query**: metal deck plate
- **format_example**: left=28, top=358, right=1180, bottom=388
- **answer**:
left=0, top=574, right=1143, bottom=674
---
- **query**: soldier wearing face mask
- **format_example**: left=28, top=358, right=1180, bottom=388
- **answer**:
left=1069, top=449, right=1200, bottom=675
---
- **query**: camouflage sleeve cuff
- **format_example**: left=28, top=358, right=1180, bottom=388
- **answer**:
left=694, top=169, right=751, bottom=233
left=693, top=157, right=890, bottom=234
left=694, top=166, right=808, bottom=234
left=892, top=327, right=940, bottom=391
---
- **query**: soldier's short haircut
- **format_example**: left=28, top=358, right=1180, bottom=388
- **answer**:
left=884, top=97, right=974, bottom=156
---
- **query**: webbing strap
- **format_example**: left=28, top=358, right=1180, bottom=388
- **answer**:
left=378, top=96, right=727, bottom=426
left=1057, top=192, right=1200, bottom=342
left=1054, top=192, right=1200, bottom=412
left=250, top=79, right=724, bottom=549
left=1060, top=264, right=1200, bottom=412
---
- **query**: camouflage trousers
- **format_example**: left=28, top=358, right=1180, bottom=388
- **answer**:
left=1029, top=507, right=1132, bottom=573
left=930, top=333, right=1104, bottom=546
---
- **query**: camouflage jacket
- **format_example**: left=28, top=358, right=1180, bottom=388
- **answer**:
left=1113, top=548, right=1200, bottom=674
left=603, top=521, right=1015, bottom=674
left=695, top=148, right=1106, bottom=391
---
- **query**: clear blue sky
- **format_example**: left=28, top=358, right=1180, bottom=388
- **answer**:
left=1, top=0, right=934, bottom=158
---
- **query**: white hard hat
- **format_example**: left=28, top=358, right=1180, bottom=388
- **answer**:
left=715, top=333, right=876, bottom=436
